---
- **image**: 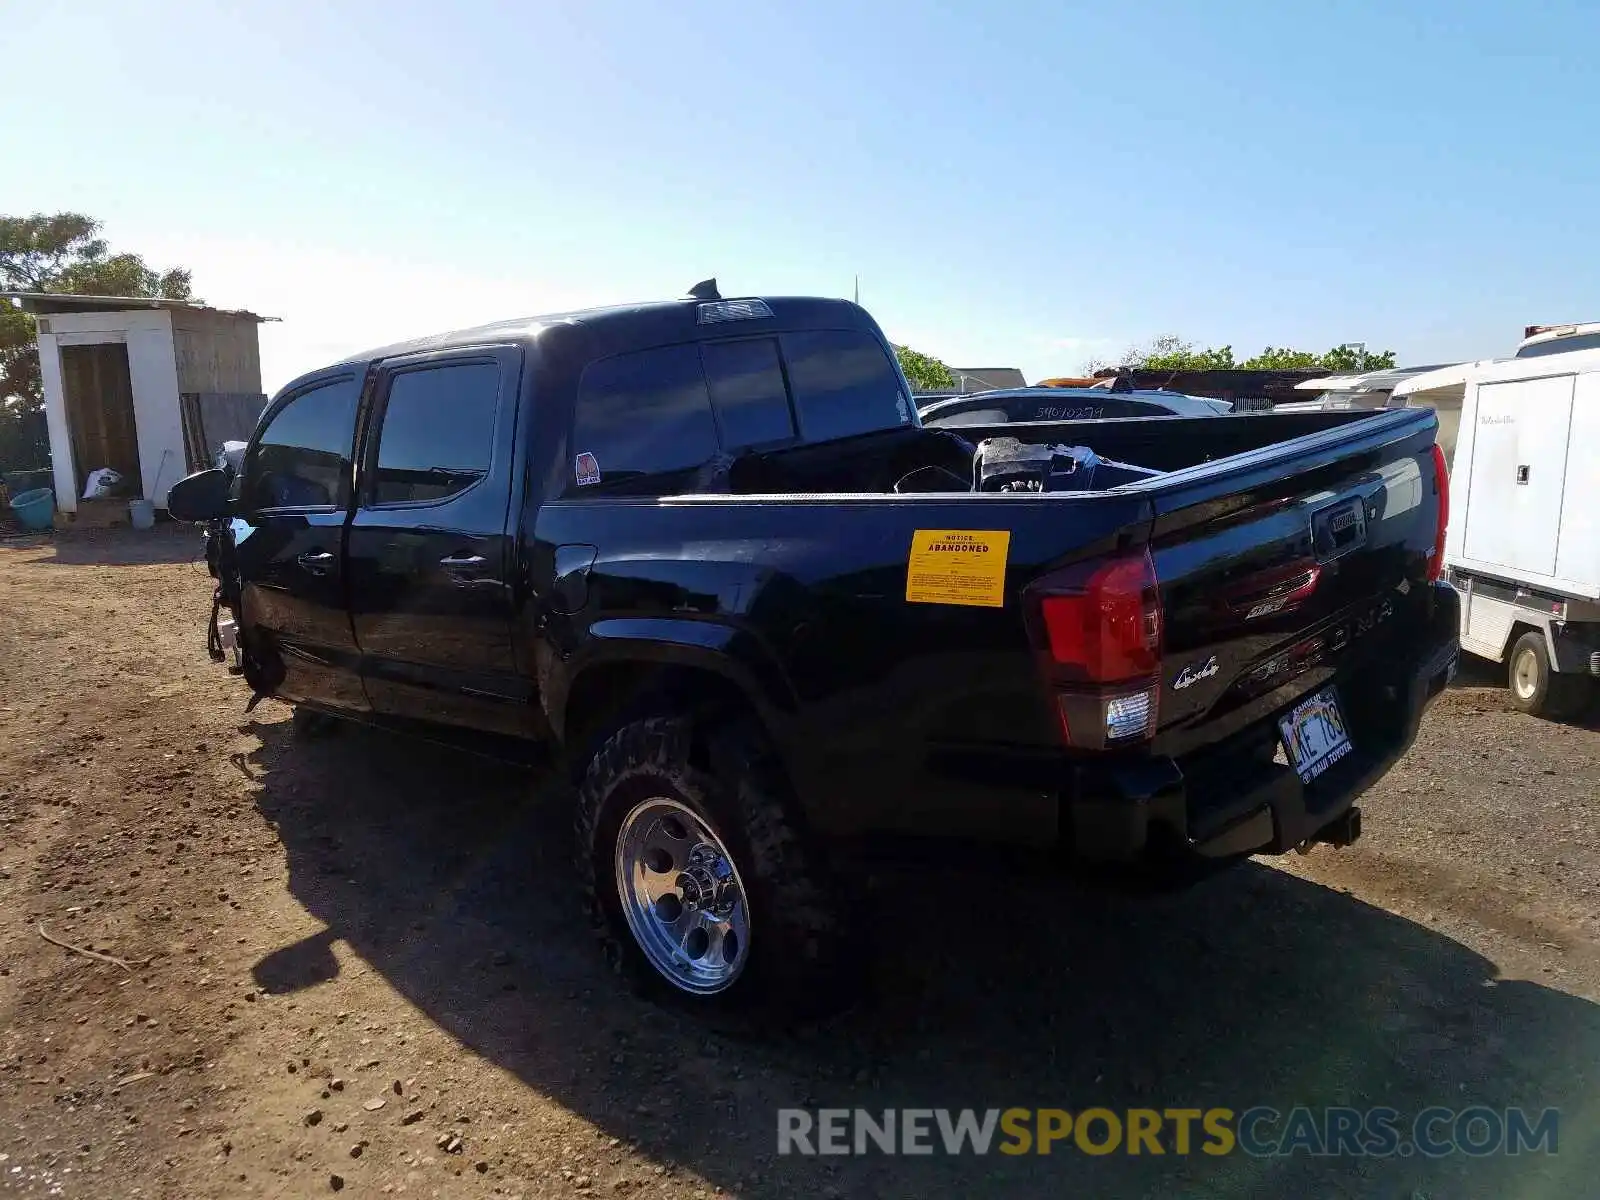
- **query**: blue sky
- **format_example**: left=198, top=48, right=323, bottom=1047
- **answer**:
left=8, top=0, right=1600, bottom=391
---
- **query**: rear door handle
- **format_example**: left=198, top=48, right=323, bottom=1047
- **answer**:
left=296, top=550, right=335, bottom=575
left=440, top=552, right=498, bottom=588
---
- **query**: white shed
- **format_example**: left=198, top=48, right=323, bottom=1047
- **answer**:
left=4, top=292, right=273, bottom=514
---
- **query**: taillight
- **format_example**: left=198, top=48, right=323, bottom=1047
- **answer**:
left=1027, top=548, right=1163, bottom=748
left=1037, top=553, right=1162, bottom=681
left=1427, top=443, right=1449, bottom=582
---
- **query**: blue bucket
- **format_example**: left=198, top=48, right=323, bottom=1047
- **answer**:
left=9, top=487, right=56, bottom=531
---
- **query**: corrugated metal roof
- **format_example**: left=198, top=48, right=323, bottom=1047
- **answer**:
left=0, top=291, right=275, bottom=321
left=1391, top=362, right=1495, bottom=400
left=952, top=367, right=1027, bottom=390
left=1091, top=368, right=1330, bottom=404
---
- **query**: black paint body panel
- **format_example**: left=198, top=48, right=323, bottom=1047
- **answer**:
left=214, top=296, right=1455, bottom=863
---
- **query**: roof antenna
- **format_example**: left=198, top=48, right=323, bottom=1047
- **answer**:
left=687, top=278, right=720, bottom=301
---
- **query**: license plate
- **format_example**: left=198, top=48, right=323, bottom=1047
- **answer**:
left=1278, top=687, right=1352, bottom=783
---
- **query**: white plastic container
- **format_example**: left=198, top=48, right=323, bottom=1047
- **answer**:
left=128, top=498, right=155, bottom=530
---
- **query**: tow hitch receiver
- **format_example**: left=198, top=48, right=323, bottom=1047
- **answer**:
left=1313, top=805, right=1362, bottom=849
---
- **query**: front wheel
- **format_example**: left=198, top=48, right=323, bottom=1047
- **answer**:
left=575, top=716, right=856, bottom=1016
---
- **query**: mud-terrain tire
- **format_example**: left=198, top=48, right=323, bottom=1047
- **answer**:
left=575, top=715, right=856, bottom=1017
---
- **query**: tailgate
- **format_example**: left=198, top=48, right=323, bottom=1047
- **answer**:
left=1141, top=408, right=1446, bottom=758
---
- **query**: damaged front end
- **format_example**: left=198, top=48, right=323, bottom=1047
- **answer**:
left=172, top=459, right=275, bottom=701
left=202, top=517, right=243, bottom=672
left=199, top=516, right=283, bottom=707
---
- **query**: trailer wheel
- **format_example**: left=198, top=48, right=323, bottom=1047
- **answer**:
left=1507, top=631, right=1587, bottom=720
left=575, top=715, right=858, bottom=1018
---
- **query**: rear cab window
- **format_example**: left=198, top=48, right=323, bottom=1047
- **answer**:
left=569, top=326, right=910, bottom=495
left=781, top=330, right=912, bottom=441
left=571, top=345, right=719, bottom=492
left=700, top=338, right=796, bottom=449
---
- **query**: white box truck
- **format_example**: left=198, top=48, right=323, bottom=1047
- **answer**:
left=1443, top=345, right=1600, bottom=717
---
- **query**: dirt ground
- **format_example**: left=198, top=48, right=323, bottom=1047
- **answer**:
left=1, top=526, right=1596, bottom=1200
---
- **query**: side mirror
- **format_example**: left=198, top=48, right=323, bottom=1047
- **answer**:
left=166, top=468, right=233, bottom=523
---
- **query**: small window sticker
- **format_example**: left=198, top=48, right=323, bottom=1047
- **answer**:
left=896, top=391, right=912, bottom=424
left=574, top=451, right=602, bottom=487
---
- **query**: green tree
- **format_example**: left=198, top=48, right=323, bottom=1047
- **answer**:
left=894, top=344, right=956, bottom=392
left=1, top=213, right=194, bottom=472
left=1314, top=344, right=1397, bottom=372
left=1238, top=346, right=1323, bottom=370
left=1089, top=334, right=1397, bottom=374
left=1239, top=344, right=1396, bottom=371
left=1140, top=337, right=1238, bottom=371
left=1088, top=335, right=1236, bottom=373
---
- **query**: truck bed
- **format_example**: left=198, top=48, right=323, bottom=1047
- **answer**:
left=688, top=409, right=1385, bottom=498
left=537, top=405, right=1452, bottom=859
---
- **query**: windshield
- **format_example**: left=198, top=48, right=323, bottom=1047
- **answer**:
left=1516, top=331, right=1600, bottom=357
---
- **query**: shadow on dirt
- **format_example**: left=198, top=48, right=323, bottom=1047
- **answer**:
left=246, top=716, right=1598, bottom=1199
left=1449, top=654, right=1504, bottom=688
left=1449, top=651, right=1600, bottom=729
left=41, top=525, right=205, bottom=567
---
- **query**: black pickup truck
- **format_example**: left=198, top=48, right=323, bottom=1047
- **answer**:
left=168, top=286, right=1459, bottom=1013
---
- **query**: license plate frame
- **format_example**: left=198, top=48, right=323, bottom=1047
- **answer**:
left=1278, top=686, right=1353, bottom=783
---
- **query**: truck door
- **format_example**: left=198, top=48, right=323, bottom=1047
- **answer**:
left=345, top=346, right=531, bottom=735
left=233, top=374, right=369, bottom=713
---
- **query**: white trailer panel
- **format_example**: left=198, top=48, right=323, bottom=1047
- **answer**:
left=1555, top=371, right=1600, bottom=588
left=1460, top=373, right=1573, bottom=578
left=1458, top=588, right=1519, bottom=662
left=1445, top=348, right=1600, bottom=600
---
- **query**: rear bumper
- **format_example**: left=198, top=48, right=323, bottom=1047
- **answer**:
left=1067, top=583, right=1460, bottom=867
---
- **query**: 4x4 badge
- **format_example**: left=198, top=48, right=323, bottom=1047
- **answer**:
left=1173, top=655, right=1219, bottom=690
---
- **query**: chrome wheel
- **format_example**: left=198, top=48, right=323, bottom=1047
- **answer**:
left=614, top=796, right=751, bottom=995
left=1512, top=647, right=1541, bottom=701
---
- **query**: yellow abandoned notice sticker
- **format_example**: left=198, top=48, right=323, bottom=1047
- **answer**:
left=905, top=529, right=1011, bottom=607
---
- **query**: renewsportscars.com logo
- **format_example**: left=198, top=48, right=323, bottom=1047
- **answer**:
left=777, top=1107, right=1560, bottom=1158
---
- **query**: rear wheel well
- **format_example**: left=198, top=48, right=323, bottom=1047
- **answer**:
left=1504, top=620, right=1549, bottom=663
left=562, top=662, right=757, bottom=782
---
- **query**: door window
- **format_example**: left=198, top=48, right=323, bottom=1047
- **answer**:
left=245, top=377, right=360, bottom=510
left=700, top=338, right=796, bottom=449
left=372, top=362, right=501, bottom=504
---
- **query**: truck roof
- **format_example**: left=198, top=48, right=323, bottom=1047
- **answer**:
left=330, top=295, right=873, bottom=373
left=1516, top=321, right=1600, bottom=357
